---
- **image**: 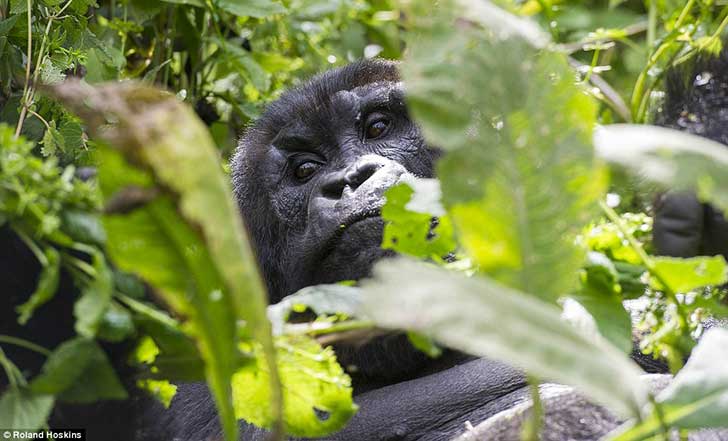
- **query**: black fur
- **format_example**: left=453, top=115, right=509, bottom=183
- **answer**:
left=654, top=47, right=728, bottom=259
left=656, top=47, right=728, bottom=143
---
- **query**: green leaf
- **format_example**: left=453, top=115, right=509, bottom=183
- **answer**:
left=0, top=15, right=19, bottom=37
left=30, top=337, right=127, bottom=403
left=58, top=343, right=128, bottom=403
left=74, top=252, right=113, bottom=338
left=381, top=178, right=456, bottom=262
left=595, top=124, right=728, bottom=216
left=97, top=302, right=135, bottom=342
left=268, top=284, right=362, bottom=335
left=52, top=82, right=281, bottom=441
left=39, top=58, right=65, bottom=86
left=216, top=0, right=286, bottom=18
left=232, top=336, right=356, bottom=437
left=406, top=331, right=443, bottom=358
left=362, top=258, right=647, bottom=418
left=611, top=328, right=728, bottom=440
left=402, top=0, right=606, bottom=302
left=9, top=0, right=27, bottom=15
left=0, top=389, right=54, bottom=430
left=16, top=247, right=60, bottom=325
left=61, top=210, right=106, bottom=247
left=58, top=119, right=86, bottom=154
left=30, top=338, right=96, bottom=394
left=40, top=121, right=65, bottom=157
left=137, top=379, right=177, bottom=408
left=572, top=252, right=633, bottom=353
left=649, top=256, right=728, bottom=293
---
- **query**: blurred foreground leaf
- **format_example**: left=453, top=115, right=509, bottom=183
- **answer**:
left=50, top=81, right=282, bottom=441
left=402, top=0, right=606, bottom=302
left=0, top=390, right=54, bottom=431
left=362, top=258, right=648, bottom=418
left=595, top=124, right=728, bottom=215
left=611, top=328, right=728, bottom=440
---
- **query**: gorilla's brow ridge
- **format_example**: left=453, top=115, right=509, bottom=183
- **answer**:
left=251, top=59, right=401, bottom=141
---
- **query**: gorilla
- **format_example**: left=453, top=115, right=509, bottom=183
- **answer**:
left=3, top=52, right=728, bottom=440
left=653, top=49, right=728, bottom=260
left=138, top=59, right=682, bottom=441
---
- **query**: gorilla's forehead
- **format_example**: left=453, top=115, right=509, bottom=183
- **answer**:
left=244, top=59, right=401, bottom=142
left=273, top=81, right=405, bottom=138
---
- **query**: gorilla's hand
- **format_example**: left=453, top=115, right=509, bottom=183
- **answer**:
left=653, top=192, right=728, bottom=259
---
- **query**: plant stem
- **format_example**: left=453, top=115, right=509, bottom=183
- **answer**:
left=521, top=375, right=543, bottom=441
left=0, top=335, right=51, bottom=356
left=14, top=0, right=32, bottom=139
left=12, top=226, right=47, bottom=266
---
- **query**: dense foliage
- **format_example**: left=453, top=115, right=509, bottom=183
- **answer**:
left=3, top=0, right=728, bottom=440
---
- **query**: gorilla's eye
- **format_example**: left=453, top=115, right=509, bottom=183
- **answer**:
left=364, top=115, right=390, bottom=140
left=294, top=161, right=321, bottom=180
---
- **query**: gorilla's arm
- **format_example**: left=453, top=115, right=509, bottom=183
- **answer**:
left=140, top=357, right=528, bottom=441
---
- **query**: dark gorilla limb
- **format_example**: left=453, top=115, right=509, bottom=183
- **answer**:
left=143, top=357, right=528, bottom=441
left=653, top=47, right=728, bottom=259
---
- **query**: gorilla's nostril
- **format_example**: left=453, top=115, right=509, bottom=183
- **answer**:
left=345, top=161, right=383, bottom=189
left=321, top=157, right=389, bottom=200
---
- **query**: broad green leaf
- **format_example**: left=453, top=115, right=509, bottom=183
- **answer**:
left=0, top=390, right=54, bottom=430
left=0, top=16, right=19, bottom=36
left=58, top=343, right=128, bottom=403
left=362, top=258, right=647, bottom=418
left=16, top=247, right=60, bottom=325
left=58, top=119, right=86, bottom=154
left=31, top=338, right=97, bottom=394
left=9, top=0, right=27, bottom=15
left=74, top=252, right=113, bottom=338
left=611, top=328, right=728, bottom=440
left=402, top=0, right=606, bottom=302
left=61, top=210, right=106, bottom=247
left=649, top=256, right=728, bottom=294
left=573, top=252, right=632, bottom=353
left=595, top=124, right=728, bottom=216
left=30, top=337, right=127, bottom=403
left=381, top=179, right=456, bottom=262
left=97, top=302, right=135, bottom=342
left=40, top=121, right=65, bottom=157
left=232, top=336, right=356, bottom=437
left=39, top=58, right=65, bottom=86
left=52, top=82, right=281, bottom=440
left=216, top=0, right=286, bottom=18
left=268, top=285, right=362, bottom=335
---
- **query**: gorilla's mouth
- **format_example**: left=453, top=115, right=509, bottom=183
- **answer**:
left=316, top=207, right=384, bottom=262
left=342, top=207, right=382, bottom=229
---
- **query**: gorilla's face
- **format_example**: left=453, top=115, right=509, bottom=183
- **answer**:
left=233, top=60, right=437, bottom=304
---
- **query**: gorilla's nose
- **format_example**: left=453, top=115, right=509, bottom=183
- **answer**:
left=321, top=155, right=403, bottom=200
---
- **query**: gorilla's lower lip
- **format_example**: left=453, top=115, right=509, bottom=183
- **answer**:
left=316, top=210, right=383, bottom=262
left=341, top=209, right=382, bottom=229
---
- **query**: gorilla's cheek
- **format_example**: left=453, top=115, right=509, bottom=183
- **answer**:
left=313, top=217, right=394, bottom=284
